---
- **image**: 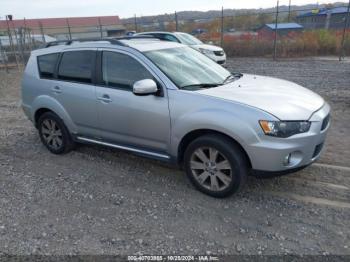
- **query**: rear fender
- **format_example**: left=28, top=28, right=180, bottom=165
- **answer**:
left=31, top=95, right=77, bottom=133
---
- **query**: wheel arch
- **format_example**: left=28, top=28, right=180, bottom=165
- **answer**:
left=34, top=108, right=53, bottom=128
left=177, top=129, right=252, bottom=168
left=31, top=95, right=77, bottom=133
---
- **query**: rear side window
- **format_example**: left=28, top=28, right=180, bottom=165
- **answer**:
left=37, top=53, right=59, bottom=79
left=102, top=51, right=153, bottom=90
left=58, top=51, right=95, bottom=83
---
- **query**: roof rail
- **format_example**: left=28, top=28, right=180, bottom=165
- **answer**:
left=45, top=35, right=158, bottom=48
left=45, top=38, right=126, bottom=48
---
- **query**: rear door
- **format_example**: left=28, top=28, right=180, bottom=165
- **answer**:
left=51, top=49, right=99, bottom=137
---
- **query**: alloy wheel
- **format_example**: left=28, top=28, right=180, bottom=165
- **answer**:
left=190, top=147, right=233, bottom=191
left=41, top=119, right=63, bottom=150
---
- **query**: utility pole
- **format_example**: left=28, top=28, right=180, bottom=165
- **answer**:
left=221, top=6, right=224, bottom=47
left=273, top=0, right=279, bottom=61
left=38, top=21, right=46, bottom=43
left=134, top=14, right=137, bottom=32
left=98, top=17, right=103, bottom=38
left=66, top=18, right=72, bottom=40
left=288, top=0, right=292, bottom=22
left=339, top=0, right=350, bottom=61
left=175, top=11, right=178, bottom=31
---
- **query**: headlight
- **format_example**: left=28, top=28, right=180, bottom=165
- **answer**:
left=199, top=48, right=213, bottom=55
left=259, top=120, right=311, bottom=138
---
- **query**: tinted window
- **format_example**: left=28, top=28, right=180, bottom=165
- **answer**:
left=38, top=53, right=59, bottom=79
left=102, top=51, right=153, bottom=90
left=58, top=51, right=95, bottom=83
left=162, top=34, right=179, bottom=42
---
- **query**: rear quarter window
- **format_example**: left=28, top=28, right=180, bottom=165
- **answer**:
left=37, top=53, right=59, bottom=79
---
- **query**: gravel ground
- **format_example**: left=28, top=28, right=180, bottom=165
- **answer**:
left=0, top=58, right=349, bottom=256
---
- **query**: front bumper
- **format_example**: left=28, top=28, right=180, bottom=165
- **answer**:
left=252, top=164, right=310, bottom=178
left=246, top=103, right=331, bottom=172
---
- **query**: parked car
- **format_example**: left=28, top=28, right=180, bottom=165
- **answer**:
left=135, top=31, right=226, bottom=65
left=21, top=38, right=330, bottom=197
left=125, top=31, right=136, bottom=36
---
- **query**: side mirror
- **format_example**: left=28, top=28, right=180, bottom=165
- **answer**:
left=133, top=79, right=158, bottom=96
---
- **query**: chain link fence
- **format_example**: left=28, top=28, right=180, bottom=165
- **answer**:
left=1, top=3, right=350, bottom=72
left=126, top=3, right=350, bottom=60
left=0, top=19, right=125, bottom=71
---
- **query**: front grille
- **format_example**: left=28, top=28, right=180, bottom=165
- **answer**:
left=313, top=143, right=324, bottom=158
left=214, top=51, right=224, bottom=56
left=321, top=114, right=330, bottom=131
left=217, top=60, right=226, bottom=65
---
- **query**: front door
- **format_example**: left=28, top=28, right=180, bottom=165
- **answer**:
left=95, top=50, right=171, bottom=153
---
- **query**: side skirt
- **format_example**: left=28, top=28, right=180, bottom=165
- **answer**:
left=75, top=136, right=174, bottom=163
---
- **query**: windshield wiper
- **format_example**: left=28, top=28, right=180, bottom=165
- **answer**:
left=222, top=72, right=243, bottom=84
left=180, top=83, right=222, bottom=89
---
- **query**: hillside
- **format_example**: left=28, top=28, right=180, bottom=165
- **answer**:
left=121, top=2, right=347, bottom=24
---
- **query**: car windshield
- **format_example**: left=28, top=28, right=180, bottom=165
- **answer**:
left=174, top=33, right=203, bottom=45
left=144, top=46, right=231, bottom=89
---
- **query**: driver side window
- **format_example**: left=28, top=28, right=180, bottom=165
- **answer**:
left=102, top=51, right=154, bottom=90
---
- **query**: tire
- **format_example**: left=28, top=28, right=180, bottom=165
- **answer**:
left=184, top=134, right=248, bottom=198
left=37, top=112, right=75, bottom=154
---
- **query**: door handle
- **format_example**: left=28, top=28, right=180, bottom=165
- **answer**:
left=97, top=94, right=112, bottom=103
left=52, top=86, right=62, bottom=94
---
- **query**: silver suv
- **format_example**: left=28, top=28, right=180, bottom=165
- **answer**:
left=21, top=38, right=330, bottom=197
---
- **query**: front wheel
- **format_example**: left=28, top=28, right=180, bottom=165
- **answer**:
left=184, top=135, right=248, bottom=198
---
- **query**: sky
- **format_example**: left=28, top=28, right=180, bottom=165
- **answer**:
left=1, top=0, right=347, bottom=20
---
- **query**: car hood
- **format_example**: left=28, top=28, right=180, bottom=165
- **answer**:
left=196, top=74, right=324, bottom=120
left=191, top=44, right=223, bottom=51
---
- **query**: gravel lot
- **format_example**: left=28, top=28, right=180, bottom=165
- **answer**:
left=0, top=57, right=349, bottom=256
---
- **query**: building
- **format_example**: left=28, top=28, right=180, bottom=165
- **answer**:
left=258, top=23, right=304, bottom=39
left=225, top=31, right=258, bottom=37
left=296, top=7, right=350, bottom=30
left=0, top=16, right=126, bottom=40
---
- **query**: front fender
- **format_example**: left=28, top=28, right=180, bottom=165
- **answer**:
left=31, top=95, right=77, bottom=133
left=170, top=108, right=260, bottom=157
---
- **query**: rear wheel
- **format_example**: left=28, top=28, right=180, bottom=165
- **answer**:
left=184, top=135, right=248, bottom=198
left=38, top=112, right=75, bottom=154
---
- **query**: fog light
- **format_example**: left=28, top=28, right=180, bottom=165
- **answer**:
left=283, top=153, right=291, bottom=166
